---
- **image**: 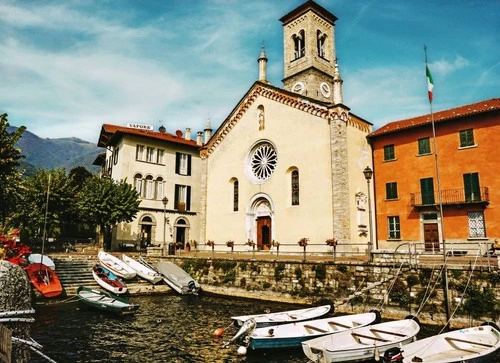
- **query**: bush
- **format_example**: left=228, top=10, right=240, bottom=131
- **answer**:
left=274, top=263, right=286, bottom=281
left=315, top=264, right=327, bottom=281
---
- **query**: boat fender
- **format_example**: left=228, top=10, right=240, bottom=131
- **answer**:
left=404, top=315, right=420, bottom=326
left=213, top=328, right=225, bottom=337
left=481, top=321, right=500, bottom=331
left=370, top=309, right=382, bottom=324
left=237, top=345, right=247, bottom=355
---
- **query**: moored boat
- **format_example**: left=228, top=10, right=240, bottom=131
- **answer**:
left=122, top=254, right=162, bottom=284
left=98, top=251, right=136, bottom=279
left=232, top=304, right=332, bottom=328
left=389, top=323, right=500, bottom=363
left=302, top=317, right=420, bottom=362
left=24, top=263, right=63, bottom=298
left=248, top=311, right=381, bottom=350
left=92, top=264, right=128, bottom=294
left=27, top=253, right=56, bottom=270
left=156, top=260, right=200, bottom=295
left=77, top=286, right=139, bottom=315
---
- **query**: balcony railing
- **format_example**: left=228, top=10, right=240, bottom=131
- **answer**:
left=410, top=187, right=489, bottom=207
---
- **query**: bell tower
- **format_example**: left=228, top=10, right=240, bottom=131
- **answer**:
left=280, top=1, right=339, bottom=104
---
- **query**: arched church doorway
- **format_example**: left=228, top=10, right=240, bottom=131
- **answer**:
left=247, top=195, right=274, bottom=251
left=257, top=216, right=271, bottom=250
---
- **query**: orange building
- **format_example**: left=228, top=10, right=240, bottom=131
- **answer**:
left=367, top=98, right=500, bottom=255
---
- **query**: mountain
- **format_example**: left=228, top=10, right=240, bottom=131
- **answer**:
left=8, top=126, right=102, bottom=174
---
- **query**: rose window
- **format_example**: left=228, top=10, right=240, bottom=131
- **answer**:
left=249, top=143, right=277, bottom=182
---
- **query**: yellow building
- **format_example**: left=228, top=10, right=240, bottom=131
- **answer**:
left=95, top=1, right=375, bottom=256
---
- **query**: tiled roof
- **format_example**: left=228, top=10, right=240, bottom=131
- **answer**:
left=97, top=124, right=199, bottom=148
left=368, top=98, right=500, bottom=138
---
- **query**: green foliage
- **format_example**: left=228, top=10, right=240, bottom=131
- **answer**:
left=250, top=263, right=260, bottom=274
left=212, top=260, right=237, bottom=273
left=223, top=270, right=236, bottom=283
left=450, top=269, right=462, bottom=279
left=294, top=266, right=303, bottom=279
left=182, top=258, right=207, bottom=275
left=419, top=268, right=433, bottom=284
left=239, top=261, right=248, bottom=271
left=274, top=263, right=286, bottom=281
left=462, top=285, right=499, bottom=320
left=0, top=114, right=26, bottom=225
left=389, top=278, right=412, bottom=308
left=337, top=265, right=348, bottom=273
left=262, top=281, right=271, bottom=289
left=315, top=264, right=327, bottom=281
left=69, top=166, right=93, bottom=187
left=406, top=273, right=419, bottom=288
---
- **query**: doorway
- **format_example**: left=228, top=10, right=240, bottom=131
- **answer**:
left=424, top=223, right=440, bottom=252
left=257, top=216, right=271, bottom=250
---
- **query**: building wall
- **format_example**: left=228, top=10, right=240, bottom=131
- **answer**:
left=371, top=110, right=500, bottom=252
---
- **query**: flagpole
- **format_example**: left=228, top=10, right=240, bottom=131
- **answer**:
left=425, top=45, right=451, bottom=328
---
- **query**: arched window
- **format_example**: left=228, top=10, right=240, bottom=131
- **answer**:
left=134, top=173, right=143, bottom=197
left=317, top=30, right=327, bottom=58
left=233, top=179, right=239, bottom=212
left=291, top=170, right=299, bottom=205
left=293, top=30, right=305, bottom=59
left=145, top=175, right=154, bottom=199
left=155, top=177, right=164, bottom=200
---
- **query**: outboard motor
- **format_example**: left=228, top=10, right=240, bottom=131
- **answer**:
left=222, top=318, right=256, bottom=348
left=188, top=280, right=196, bottom=294
left=382, top=347, right=404, bottom=363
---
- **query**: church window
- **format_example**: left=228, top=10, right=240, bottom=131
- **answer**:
left=247, top=141, right=278, bottom=183
left=293, top=30, right=305, bottom=59
left=233, top=180, right=239, bottom=211
left=291, top=170, right=299, bottom=205
left=317, top=30, right=327, bottom=58
left=258, top=105, right=265, bottom=131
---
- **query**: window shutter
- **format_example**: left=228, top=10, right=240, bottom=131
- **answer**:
left=174, top=185, right=179, bottom=209
left=186, top=186, right=191, bottom=211
left=175, top=153, right=180, bottom=174
left=420, top=178, right=434, bottom=204
left=187, top=155, right=192, bottom=176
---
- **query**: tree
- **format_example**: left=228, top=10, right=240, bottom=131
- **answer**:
left=69, top=166, right=93, bottom=187
left=77, top=176, right=140, bottom=249
left=0, top=114, right=26, bottom=225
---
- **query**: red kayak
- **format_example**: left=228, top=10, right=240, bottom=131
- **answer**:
left=24, top=263, right=63, bottom=298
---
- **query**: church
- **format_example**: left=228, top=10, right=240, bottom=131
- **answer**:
left=95, top=1, right=375, bottom=256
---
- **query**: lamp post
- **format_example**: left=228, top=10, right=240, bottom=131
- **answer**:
left=162, top=196, right=168, bottom=256
left=363, top=166, right=374, bottom=261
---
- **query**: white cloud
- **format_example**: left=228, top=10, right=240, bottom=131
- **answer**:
left=431, top=56, right=470, bottom=76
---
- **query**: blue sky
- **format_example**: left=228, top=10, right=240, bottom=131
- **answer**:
left=1, top=0, right=498, bottom=143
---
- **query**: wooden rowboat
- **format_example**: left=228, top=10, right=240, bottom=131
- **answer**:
left=302, top=318, right=420, bottom=362
left=24, top=263, right=63, bottom=298
left=397, top=323, right=500, bottom=363
left=98, top=251, right=136, bottom=279
left=122, top=254, right=162, bottom=284
left=77, top=286, right=139, bottom=315
left=92, top=264, right=128, bottom=294
left=248, top=311, right=381, bottom=350
left=232, top=304, right=332, bottom=328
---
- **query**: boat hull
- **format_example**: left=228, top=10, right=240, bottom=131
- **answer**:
left=92, top=264, right=128, bottom=294
left=98, top=251, right=136, bottom=279
left=122, top=254, right=162, bottom=284
left=77, top=286, right=139, bottom=315
left=24, top=263, right=63, bottom=298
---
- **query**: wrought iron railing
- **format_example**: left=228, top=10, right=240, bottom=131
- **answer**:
left=410, top=187, right=489, bottom=207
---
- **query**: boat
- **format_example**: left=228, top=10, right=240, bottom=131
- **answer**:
left=77, top=286, right=139, bottom=315
left=156, top=260, right=201, bottom=295
left=28, top=253, right=56, bottom=270
left=92, top=264, right=128, bottom=294
left=122, top=254, right=162, bottom=284
left=98, top=251, right=136, bottom=279
left=383, top=323, right=500, bottom=363
left=247, top=311, right=381, bottom=350
left=24, top=263, right=63, bottom=298
left=232, top=304, right=332, bottom=328
left=302, top=317, right=420, bottom=362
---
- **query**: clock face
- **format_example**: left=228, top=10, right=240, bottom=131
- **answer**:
left=320, top=82, right=331, bottom=98
left=292, top=81, right=305, bottom=94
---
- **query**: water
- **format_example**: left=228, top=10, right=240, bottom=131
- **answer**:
left=29, top=293, right=497, bottom=363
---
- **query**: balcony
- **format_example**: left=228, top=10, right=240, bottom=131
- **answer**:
left=410, top=187, right=489, bottom=208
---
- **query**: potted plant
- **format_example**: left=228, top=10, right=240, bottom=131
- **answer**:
left=272, top=240, right=280, bottom=257
left=206, top=240, right=215, bottom=258
left=326, top=238, right=338, bottom=260
left=298, top=237, right=309, bottom=261
left=246, top=239, right=256, bottom=259
left=226, top=240, right=234, bottom=258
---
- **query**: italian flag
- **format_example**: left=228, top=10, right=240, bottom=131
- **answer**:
left=426, top=65, right=434, bottom=102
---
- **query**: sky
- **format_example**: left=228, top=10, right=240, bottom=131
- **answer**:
left=1, top=0, right=498, bottom=143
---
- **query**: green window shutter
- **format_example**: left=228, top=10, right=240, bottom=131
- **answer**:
left=420, top=178, right=435, bottom=204
left=463, top=173, right=480, bottom=201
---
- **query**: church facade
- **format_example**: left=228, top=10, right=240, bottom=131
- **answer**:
left=95, top=1, right=375, bottom=256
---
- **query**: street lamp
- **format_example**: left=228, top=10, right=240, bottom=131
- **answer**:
left=363, top=166, right=374, bottom=261
left=162, top=196, right=169, bottom=256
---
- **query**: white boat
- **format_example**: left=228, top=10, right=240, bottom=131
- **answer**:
left=92, top=264, right=128, bottom=294
left=302, top=318, right=420, bottom=362
left=156, top=260, right=200, bottom=295
left=27, top=253, right=56, bottom=270
left=98, top=251, right=136, bottom=279
left=248, top=311, right=381, bottom=350
left=394, top=324, right=500, bottom=363
left=232, top=304, right=332, bottom=328
left=122, top=254, right=162, bottom=284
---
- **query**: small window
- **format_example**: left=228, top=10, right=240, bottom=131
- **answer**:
left=134, top=173, right=143, bottom=196
left=176, top=153, right=192, bottom=176
left=383, top=145, right=395, bottom=161
left=293, top=30, right=305, bottom=59
left=459, top=129, right=474, bottom=147
left=317, top=30, right=326, bottom=58
left=157, top=149, right=165, bottom=164
left=291, top=170, right=299, bottom=206
left=113, top=147, right=119, bottom=165
left=233, top=180, right=239, bottom=212
left=146, top=147, right=155, bottom=163
left=418, top=137, right=431, bottom=155
left=155, top=177, right=164, bottom=200
left=136, top=145, right=144, bottom=161
left=145, top=175, right=154, bottom=199
left=388, top=216, right=401, bottom=239
left=468, top=211, right=485, bottom=238
left=385, top=182, right=398, bottom=200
